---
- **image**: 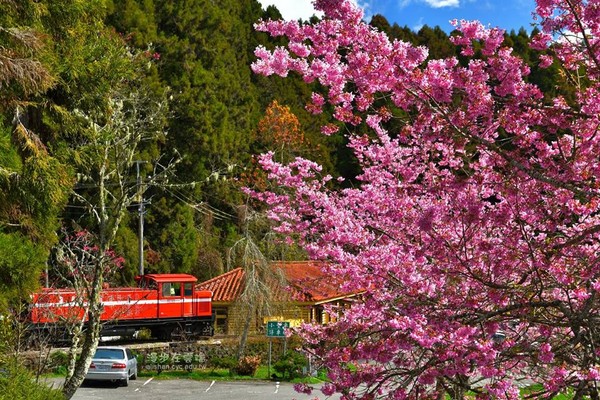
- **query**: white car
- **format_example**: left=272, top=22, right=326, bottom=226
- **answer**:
left=86, top=346, right=138, bottom=386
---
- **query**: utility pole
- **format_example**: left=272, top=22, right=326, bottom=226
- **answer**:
left=136, top=161, right=146, bottom=276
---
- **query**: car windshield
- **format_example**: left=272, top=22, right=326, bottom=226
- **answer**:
left=93, top=348, right=125, bottom=360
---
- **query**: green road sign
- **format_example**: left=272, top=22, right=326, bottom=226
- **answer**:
left=266, top=321, right=290, bottom=337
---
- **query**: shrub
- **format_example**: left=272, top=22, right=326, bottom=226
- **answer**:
left=135, top=328, right=152, bottom=340
left=273, top=351, right=307, bottom=380
left=209, top=356, right=236, bottom=370
left=50, top=351, right=69, bottom=374
left=0, top=363, right=63, bottom=400
left=233, top=356, right=261, bottom=376
left=135, top=352, right=144, bottom=369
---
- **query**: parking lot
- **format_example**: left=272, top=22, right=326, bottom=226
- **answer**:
left=47, top=378, right=341, bottom=400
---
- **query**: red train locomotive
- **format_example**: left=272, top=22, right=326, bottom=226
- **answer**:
left=30, top=274, right=214, bottom=340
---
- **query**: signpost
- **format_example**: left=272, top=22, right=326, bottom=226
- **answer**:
left=267, top=321, right=289, bottom=337
left=266, top=321, right=290, bottom=378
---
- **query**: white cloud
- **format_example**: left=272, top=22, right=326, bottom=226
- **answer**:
left=423, top=0, right=460, bottom=7
left=257, top=0, right=375, bottom=21
left=400, top=0, right=460, bottom=8
left=256, top=0, right=323, bottom=21
left=413, top=17, right=425, bottom=31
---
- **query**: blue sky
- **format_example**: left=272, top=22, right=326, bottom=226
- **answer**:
left=256, top=0, right=538, bottom=33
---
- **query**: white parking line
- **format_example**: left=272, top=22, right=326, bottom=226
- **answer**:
left=274, top=382, right=280, bottom=394
left=143, top=377, right=153, bottom=386
left=205, top=380, right=215, bottom=392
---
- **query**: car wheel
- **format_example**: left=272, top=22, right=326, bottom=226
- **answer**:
left=130, top=367, right=137, bottom=380
left=121, top=374, right=129, bottom=387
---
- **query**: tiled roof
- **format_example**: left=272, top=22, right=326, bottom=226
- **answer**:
left=273, top=261, right=357, bottom=303
left=197, top=261, right=360, bottom=304
left=197, top=268, right=245, bottom=302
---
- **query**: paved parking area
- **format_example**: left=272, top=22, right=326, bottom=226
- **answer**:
left=46, top=378, right=341, bottom=400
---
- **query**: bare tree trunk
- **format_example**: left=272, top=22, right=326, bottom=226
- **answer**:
left=435, top=378, right=446, bottom=400
left=237, top=306, right=253, bottom=361
left=447, top=375, right=468, bottom=400
left=229, top=233, right=280, bottom=362
left=62, top=278, right=103, bottom=399
left=62, top=317, right=101, bottom=398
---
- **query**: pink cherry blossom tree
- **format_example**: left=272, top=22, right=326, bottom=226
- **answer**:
left=251, top=0, right=600, bottom=399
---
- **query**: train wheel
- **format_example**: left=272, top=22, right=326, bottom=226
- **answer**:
left=172, top=323, right=193, bottom=341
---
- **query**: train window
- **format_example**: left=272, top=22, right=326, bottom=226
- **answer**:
left=162, top=282, right=181, bottom=297
left=172, top=282, right=181, bottom=296
left=184, top=283, right=193, bottom=297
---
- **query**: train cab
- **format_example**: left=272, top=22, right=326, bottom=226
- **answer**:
left=139, top=274, right=198, bottom=318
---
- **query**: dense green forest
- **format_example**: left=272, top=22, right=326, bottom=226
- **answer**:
left=0, top=0, right=558, bottom=309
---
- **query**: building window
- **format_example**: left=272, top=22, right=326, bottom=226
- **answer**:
left=214, top=307, right=228, bottom=335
